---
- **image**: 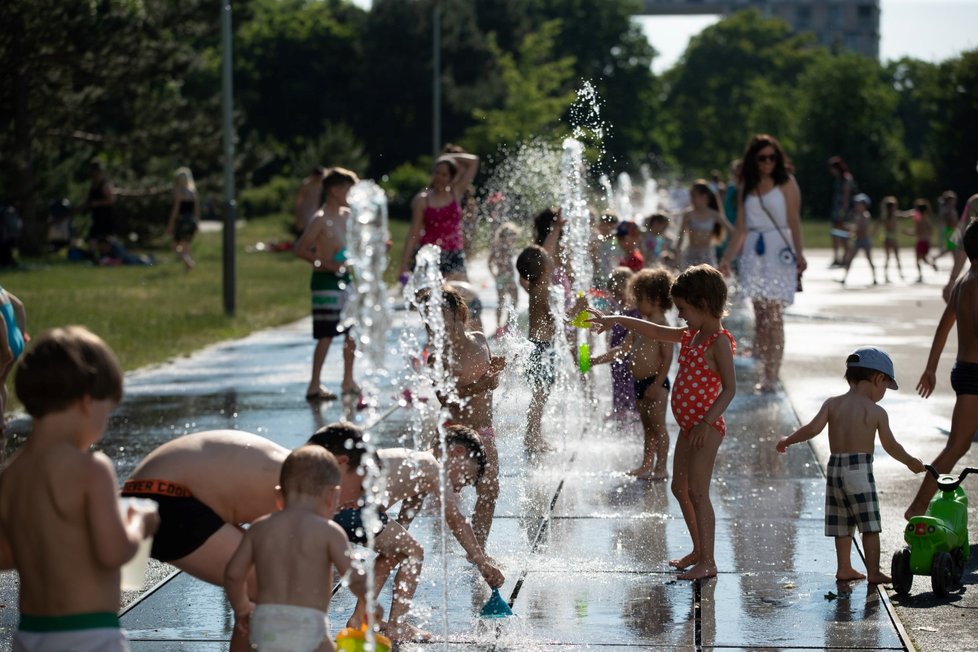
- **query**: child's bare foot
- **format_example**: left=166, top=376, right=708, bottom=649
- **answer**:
left=668, top=552, right=698, bottom=569
left=678, top=562, right=717, bottom=580
left=386, top=621, right=433, bottom=642
left=836, top=568, right=867, bottom=582
left=867, top=572, right=891, bottom=585
left=627, top=466, right=653, bottom=477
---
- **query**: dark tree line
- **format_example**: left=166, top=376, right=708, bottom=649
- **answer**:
left=1, top=0, right=975, bottom=253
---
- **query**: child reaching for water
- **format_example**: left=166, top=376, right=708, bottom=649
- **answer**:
left=224, top=445, right=367, bottom=652
left=588, top=264, right=736, bottom=580
left=488, top=221, right=520, bottom=336
left=416, top=285, right=504, bottom=546
left=591, top=268, right=675, bottom=479
left=777, top=347, right=923, bottom=583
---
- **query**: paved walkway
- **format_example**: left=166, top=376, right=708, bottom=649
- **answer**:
left=7, top=249, right=974, bottom=650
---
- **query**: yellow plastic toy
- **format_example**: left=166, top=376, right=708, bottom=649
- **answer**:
left=336, top=624, right=392, bottom=652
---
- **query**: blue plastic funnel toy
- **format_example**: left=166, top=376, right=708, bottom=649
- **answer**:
left=480, top=588, right=513, bottom=618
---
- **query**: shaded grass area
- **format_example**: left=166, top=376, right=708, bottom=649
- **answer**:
left=0, top=216, right=410, bottom=378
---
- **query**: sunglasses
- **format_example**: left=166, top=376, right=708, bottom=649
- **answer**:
left=756, top=153, right=778, bottom=163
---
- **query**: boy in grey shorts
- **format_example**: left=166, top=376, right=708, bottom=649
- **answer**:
left=777, top=346, right=924, bottom=583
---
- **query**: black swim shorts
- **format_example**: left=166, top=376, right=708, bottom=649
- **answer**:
left=121, top=479, right=226, bottom=562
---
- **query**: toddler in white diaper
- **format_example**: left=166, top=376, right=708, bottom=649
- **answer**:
left=225, top=445, right=366, bottom=652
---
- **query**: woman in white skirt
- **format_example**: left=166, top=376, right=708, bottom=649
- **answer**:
left=720, top=134, right=807, bottom=393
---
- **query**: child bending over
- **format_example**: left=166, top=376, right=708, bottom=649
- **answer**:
left=418, top=285, right=505, bottom=546
left=911, top=219, right=978, bottom=519
left=225, top=445, right=367, bottom=652
left=592, top=268, right=675, bottom=479
left=0, top=326, right=159, bottom=652
left=778, top=347, right=923, bottom=582
left=588, top=265, right=735, bottom=580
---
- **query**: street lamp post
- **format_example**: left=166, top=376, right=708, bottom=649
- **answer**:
left=432, top=1, right=441, bottom=158
left=221, top=1, right=236, bottom=316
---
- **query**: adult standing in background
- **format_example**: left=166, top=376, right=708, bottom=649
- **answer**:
left=293, top=166, right=325, bottom=237
left=720, top=134, right=806, bottom=394
left=827, top=156, right=855, bottom=267
left=83, top=160, right=117, bottom=248
left=400, top=149, right=479, bottom=282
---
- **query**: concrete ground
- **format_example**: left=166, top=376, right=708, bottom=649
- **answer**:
left=0, top=248, right=974, bottom=650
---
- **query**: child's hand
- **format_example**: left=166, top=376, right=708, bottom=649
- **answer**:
left=140, top=509, right=160, bottom=539
left=916, top=370, right=936, bottom=398
left=689, top=421, right=712, bottom=449
left=907, top=457, right=925, bottom=474
left=776, top=437, right=790, bottom=454
left=584, top=307, right=609, bottom=334
left=478, top=558, right=505, bottom=589
left=233, top=604, right=254, bottom=637
left=489, top=356, right=506, bottom=373
left=482, top=368, right=503, bottom=391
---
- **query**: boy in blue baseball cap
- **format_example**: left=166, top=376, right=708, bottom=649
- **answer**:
left=777, top=346, right=924, bottom=583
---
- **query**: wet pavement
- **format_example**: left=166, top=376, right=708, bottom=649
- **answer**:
left=2, top=249, right=975, bottom=650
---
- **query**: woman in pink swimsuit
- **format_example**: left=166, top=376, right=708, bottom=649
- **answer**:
left=401, top=150, right=480, bottom=282
left=586, top=264, right=736, bottom=582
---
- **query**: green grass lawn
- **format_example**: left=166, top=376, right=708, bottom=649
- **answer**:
left=0, top=216, right=410, bottom=378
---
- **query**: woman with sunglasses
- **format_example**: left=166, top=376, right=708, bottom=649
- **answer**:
left=719, top=134, right=806, bottom=394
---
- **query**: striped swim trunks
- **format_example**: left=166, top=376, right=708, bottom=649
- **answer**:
left=311, top=270, right=352, bottom=339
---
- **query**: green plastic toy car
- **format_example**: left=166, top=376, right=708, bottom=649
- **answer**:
left=891, top=465, right=977, bottom=596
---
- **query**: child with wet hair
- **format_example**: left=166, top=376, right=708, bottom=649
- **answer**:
left=225, top=445, right=366, bottom=652
left=308, top=421, right=503, bottom=641
left=591, top=268, right=676, bottom=479
left=587, top=265, right=736, bottom=580
left=0, top=326, right=159, bottom=652
left=778, top=347, right=923, bottom=583
left=417, top=284, right=505, bottom=546
left=911, top=219, right=978, bottom=520
left=517, top=242, right=585, bottom=455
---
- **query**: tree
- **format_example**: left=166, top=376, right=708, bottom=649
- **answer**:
left=0, top=0, right=221, bottom=251
left=660, top=9, right=817, bottom=175
left=926, top=50, right=978, bottom=202
left=793, top=52, right=908, bottom=218
left=460, top=20, right=576, bottom=155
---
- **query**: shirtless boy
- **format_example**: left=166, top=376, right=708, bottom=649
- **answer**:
left=591, top=268, right=676, bottom=479
left=225, top=445, right=366, bottom=652
left=777, top=347, right=923, bottom=583
left=0, top=326, right=159, bottom=651
left=122, top=430, right=289, bottom=651
left=517, top=232, right=584, bottom=454
left=295, top=167, right=360, bottom=401
left=308, top=422, right=503, bottom=641
left=911, top=219, right=978, bottom=518
left=419, top=285, right=505, bottom=545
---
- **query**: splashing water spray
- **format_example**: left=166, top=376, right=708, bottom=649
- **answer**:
left=403, top=244, right=455, bottom=647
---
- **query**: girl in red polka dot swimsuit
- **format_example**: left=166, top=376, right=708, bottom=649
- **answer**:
left=587, top=264, right=737, bottom=581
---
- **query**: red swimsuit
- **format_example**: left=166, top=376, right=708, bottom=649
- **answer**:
left=670, top=328, right=736, bottom=436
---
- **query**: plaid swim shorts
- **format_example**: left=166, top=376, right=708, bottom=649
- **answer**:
left=825, top=453, right=882, bottom=537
